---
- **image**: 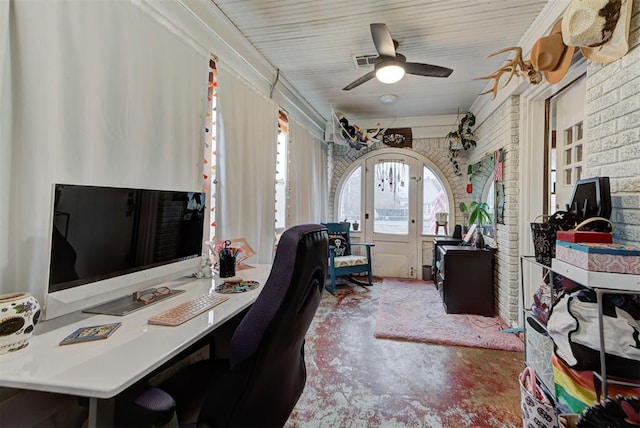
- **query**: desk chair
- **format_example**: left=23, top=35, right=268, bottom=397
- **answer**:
left=322, top=222, right=374, bottom=293
left=117, top=223, right=328, bottom=427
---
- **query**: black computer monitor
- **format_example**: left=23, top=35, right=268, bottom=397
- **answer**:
left=567, top=176, right=611, bottom=222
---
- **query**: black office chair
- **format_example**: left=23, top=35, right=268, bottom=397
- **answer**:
left=117, top=223, right=328, bottom=427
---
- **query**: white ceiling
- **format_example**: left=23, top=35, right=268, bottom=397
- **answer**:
left=210, top=0, right=549, bottom=121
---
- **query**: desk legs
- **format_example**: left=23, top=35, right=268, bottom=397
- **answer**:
left=88, top=397, right=114, bottom=428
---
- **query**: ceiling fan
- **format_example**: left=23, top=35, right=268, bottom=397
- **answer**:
left=343, top=23, right=453, bottom=91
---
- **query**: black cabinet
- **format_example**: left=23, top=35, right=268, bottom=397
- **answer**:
left=436, top=245, right=495, bottom=316
left=432, top=237, right=462, bottom=282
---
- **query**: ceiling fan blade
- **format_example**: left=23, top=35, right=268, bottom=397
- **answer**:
left=370, top=23, right=396, bottom=57
left=342, top=71, right=376, bottom=91
left=406, top=62, right=453, bottom=78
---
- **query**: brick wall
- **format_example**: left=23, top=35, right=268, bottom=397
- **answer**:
left=583, top=8, right=640, bottom=245
left=474, top=96, right=521, bottom=324
left=473, top=7, right=639, bottom=324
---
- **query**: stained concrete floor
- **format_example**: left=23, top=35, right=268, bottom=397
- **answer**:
left=286, top=279, right=524, bottom=427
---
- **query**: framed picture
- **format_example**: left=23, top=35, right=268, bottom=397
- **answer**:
left=496, top=181, right=505, bottom=224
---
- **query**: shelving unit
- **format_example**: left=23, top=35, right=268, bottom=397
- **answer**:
left=551, top=258, right=640, bottom=292
left=520, top=255, right=640, bottom=400
left=520, top=255, right=557, bottom=394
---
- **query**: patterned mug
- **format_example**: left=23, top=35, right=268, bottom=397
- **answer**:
left=0, top=292, right=41, bottom=354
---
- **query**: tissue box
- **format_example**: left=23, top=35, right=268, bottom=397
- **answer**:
left=555, top=241, right=640, bottom=274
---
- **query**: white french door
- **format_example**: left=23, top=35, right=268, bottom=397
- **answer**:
left=363, top=152, right=421, bottom=278
left=550, top=77, right=586, bottom=212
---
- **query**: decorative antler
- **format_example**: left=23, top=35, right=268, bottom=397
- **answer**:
left=474, top=47, right=542, bottom=99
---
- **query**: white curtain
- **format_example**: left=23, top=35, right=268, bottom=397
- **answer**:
left=288, top=117, right=328, bottom=225
left=216, top=65, right=278, bottom=263
left=1, top=0, right=207, bottom=300
left=0, top=0, right=13, bottom=295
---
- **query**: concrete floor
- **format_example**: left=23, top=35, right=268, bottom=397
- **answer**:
left=286, top=279, right=524, bottom=427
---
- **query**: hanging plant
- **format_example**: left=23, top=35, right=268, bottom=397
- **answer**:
left=446, top=111, right=477, bottom=176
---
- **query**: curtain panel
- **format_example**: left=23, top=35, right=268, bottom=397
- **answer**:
left=216, top=65, right=278, bottom=263
left=1, top=0, right=207, bottom=299
left=0, top=0, right=13, bottom=294
left=288, top=117, right=328, bottom=225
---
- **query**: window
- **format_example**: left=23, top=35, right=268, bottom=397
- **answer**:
left=422, top=166, right=450, bottom=235
left=275, top=111, right=289, bottom=238
left=336, top=160, right=451, bottom=235
left=206, top=58, right=218, bottom=241
left=337, top=166, right=361, bottom=226
left=374, top=160, right=409, bottom=234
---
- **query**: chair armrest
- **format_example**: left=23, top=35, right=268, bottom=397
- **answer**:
left=328, top=247, right=337, bottom=262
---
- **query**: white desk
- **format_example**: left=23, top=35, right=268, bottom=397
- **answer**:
left=0, top=264, right=271, bottom=427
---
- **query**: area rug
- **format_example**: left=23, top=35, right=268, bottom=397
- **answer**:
left=373, top=279, right=524, bottom=352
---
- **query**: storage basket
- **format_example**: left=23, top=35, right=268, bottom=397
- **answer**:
left=520, top=366, right=559, bottom=428
left=531, top=215, right=561, bottom=266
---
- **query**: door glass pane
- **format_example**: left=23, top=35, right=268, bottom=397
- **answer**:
left=422, top=166, right=450, bottom=234
left=338, top=167, right=361, bottom=227
left=374, top=161, right=408, bottom=234
left=576, top=122, right=583, bottom=141
left=565, top=128, right=573, bottom=145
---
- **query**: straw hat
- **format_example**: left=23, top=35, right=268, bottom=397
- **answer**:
left=531, top=19, right=576, bottom=84
left=562, top=0, right=633, bottom=64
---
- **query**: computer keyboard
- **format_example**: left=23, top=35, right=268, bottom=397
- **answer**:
left=147, top=293, right=229, bottom=326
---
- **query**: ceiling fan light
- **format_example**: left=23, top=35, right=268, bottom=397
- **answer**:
left=376, top=63, right=405, bottom=84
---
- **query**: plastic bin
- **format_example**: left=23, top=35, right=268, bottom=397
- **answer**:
left=422, top=265, right=432, bottom=281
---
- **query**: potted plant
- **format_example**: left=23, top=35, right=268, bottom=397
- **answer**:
left=459, top=201, right=492, bottom=248
left=459, top=201, right=491, bottom=227
left=447, top=112, right=477, bottom=176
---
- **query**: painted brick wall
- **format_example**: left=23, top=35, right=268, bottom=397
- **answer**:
left=583, top=8, right=640, bottom=245
left=474, top=96, right=520, bottom=325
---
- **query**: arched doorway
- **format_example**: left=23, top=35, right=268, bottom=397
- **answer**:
left=336, top=148, right=454, bottom=278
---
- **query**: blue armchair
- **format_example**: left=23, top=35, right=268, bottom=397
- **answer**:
left=322, top=222, right=375, bottom=293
